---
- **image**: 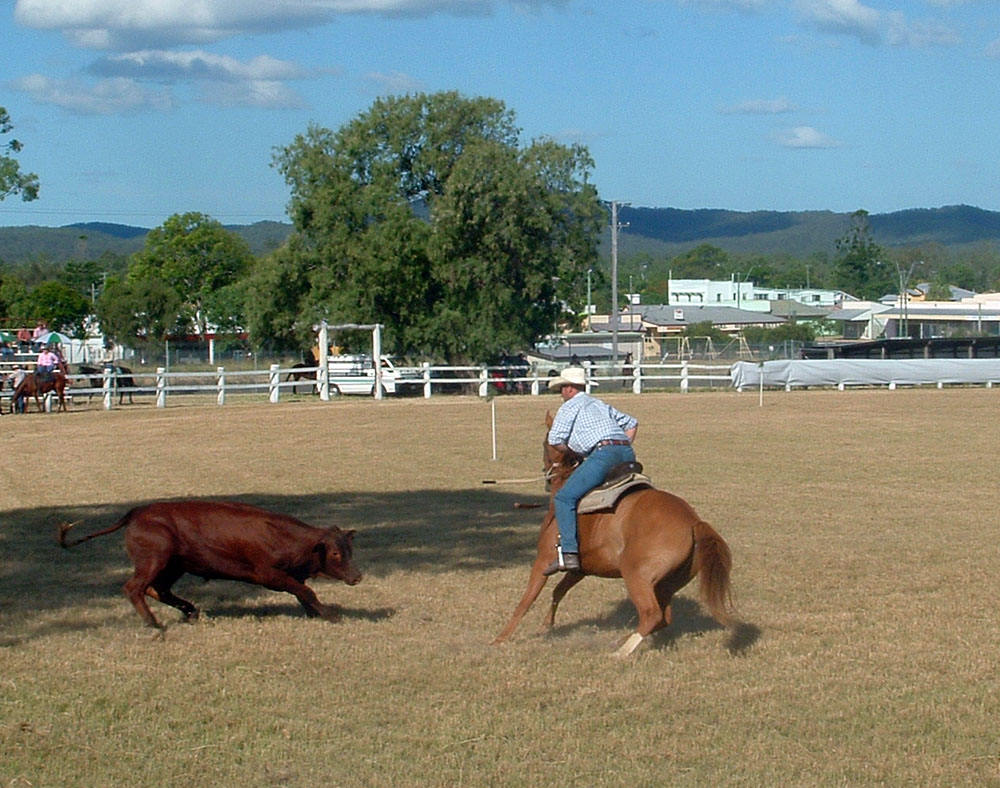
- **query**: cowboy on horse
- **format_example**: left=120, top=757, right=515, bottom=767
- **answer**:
left=492, top=382, right=734, bottom=655
left=35, top=345, right=61, bottom=381
left=544, top=366, right=638, bottom=575
left=10, top=347, right=70, bottom=413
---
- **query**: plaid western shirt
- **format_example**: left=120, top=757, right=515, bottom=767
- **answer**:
left=547, top=392, right=637, bottom=456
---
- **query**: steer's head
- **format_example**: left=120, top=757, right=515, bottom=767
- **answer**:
left=318, top=528, right=362, bottom=585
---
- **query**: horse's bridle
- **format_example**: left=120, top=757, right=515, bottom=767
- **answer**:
left=542, top=444, right=580, bottom=491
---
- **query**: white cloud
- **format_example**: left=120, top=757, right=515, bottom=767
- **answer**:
left=199, top=80, right=308, bottom=109
left=361, top=70, right=427, bottom=94
left=14, top=0, right=324, bottom=49
left=674, top=0, right=769, bottom=11
left=90, top=50, right=309, bottom=82
left=794, top=0, right=881, bottom=44
left=774, top=125, right=843, bottom=148
left=886, top=13, right=961, bottom=48
left=721, top=97, right=796, bottom=115
left=13, top=49, right=316, bottom=112
left=10, top=73, right=174, bottom=115
left=14, top=0, right=562, bottom=50
left=84, top=51, right=316, bottom=109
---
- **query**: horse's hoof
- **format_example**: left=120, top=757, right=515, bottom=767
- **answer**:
left=613, top=632, right=645, bottom=658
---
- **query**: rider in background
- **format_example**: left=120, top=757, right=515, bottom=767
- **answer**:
left=36, top=345, right=59, bottom=379
left=544, top=366, right=638, bottom=575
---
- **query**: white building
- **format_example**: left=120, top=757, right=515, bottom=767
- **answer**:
left=667, top=278, right=853, bottom=312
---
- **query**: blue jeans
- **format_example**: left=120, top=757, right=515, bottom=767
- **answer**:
left=553, top=444, right=635, bottom=554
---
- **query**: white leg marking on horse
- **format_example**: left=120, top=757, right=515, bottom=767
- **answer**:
left=615, top=632, right=645, bottom=658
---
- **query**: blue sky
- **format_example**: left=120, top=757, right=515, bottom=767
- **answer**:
left=3, top=0, right=1000, bottom=229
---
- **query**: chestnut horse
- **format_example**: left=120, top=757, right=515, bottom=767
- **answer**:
left=11, top=371, right=69, bottom=413
left=493, top=414, right=734, bottom=656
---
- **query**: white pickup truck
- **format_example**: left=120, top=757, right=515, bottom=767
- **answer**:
left=327, top=354, right=406, bottom=395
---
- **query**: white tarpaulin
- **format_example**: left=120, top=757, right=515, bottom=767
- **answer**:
left=731, top=359, right=1000, bottom=390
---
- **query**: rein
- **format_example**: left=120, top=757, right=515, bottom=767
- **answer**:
left=481, top=474, right=549, bottom=486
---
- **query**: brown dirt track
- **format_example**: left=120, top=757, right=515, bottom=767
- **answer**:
left=2, top=388, right=999, bottom=787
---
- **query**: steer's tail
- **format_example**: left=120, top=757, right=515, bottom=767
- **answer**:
left=58, top=509, right=135, bottom=548
left=692, top=519, right=735, bottom=629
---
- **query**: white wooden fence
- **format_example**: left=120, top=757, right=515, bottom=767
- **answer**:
left=2, top=361, right=734, bottom=411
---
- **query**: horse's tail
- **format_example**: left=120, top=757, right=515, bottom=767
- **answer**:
left=58, top=510, right=135, bottom=548
left=692, top=520, right=735, bottom=629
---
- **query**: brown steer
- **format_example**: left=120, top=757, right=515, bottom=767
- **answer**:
left=59, top=500, right=361, bottom=629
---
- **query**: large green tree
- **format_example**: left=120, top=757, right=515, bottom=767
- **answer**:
left=8, top=280, right=90, bottom=337
left=1, top=107, right=39, bottom=202
left=129, top=212, right=254, bottom=341
left=260, top=91, right=603, bottom=360
left=833, top=210, right=892, bottom=299
left=95, top=274, right=183, bottom=351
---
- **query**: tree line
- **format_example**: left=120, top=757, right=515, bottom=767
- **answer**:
left=4, top=95, right=1000, bottom=362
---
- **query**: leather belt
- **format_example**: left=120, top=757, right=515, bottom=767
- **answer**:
left=593, top=439, right=631, bottom=451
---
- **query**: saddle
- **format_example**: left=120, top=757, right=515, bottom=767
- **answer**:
left=578, top=461, right=651, bottom=514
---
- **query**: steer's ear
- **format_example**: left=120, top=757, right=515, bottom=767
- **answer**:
left=343, top=529, right=356, bottom=542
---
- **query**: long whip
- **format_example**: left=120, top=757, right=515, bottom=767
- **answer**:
left=481, top=475, right=547, bottom=485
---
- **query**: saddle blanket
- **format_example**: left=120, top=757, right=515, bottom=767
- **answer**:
left=578, top=473, right=652, bottom=514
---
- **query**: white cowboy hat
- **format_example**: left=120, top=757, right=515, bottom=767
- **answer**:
left=548, top=366, right=594, bottom=389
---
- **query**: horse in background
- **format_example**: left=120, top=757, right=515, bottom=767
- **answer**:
left=76, top=364, right=136, bottom=405
left=11, top=371, right=69, bottom=413
left=492, top=413, right=735, bottom=656
left=286, top=362, right=318, bottom=395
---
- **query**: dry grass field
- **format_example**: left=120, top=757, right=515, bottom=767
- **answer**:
left=2, top=388, right=1000, bottom=787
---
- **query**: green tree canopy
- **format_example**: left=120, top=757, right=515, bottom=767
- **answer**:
left=742, top=320, right=818, bottom=344
left=96, top=274, right=183, bottom=351
left=9, top=280, right=90, bottom=337
left=261, top=91, right=603, bottom=360
left=833, top=210, right=892, bottom=300
left=129, top=212, right=254, bottom=341
left=669, top=244, right=730, bottom=279
left=1, top=107, right=39, bottom=202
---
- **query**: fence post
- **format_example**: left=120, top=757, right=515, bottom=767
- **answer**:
left=44, top=391, right=52, bottom=412
left=217, top=367, right=226, bottom=406
left=269, top=364, right=280, bottom=403
left=478, top=366, right=488, bottom=398
left=632, top=363, right=642, bottom=394
left=318, top=359, right=330, bottom=402
left=681, top=361, right=689, bottom=393
left=103, top=365, right=113, bottom=410
left=423, top=361, right=432, bottom=399
left=156, top=367, right=166, bottom=408
left=531, top=368, right=540, bottom=396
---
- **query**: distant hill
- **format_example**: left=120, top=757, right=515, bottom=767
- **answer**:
left=0, top=220, right=294, bottom=264
left=3, top=206, right=1000, bottom=266
left=608, top=204, right=1000, bottom=259
left=67, top=222, right=149, bottom=240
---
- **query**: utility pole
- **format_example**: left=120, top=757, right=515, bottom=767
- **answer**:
left=586, top=268, right=592, bottom=329
left=609, top=200, right=628, bottom=369
left=894, top=261, right=917, bottom=339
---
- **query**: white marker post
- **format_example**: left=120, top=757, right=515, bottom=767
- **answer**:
left=491, top=398, right=497, bottom=461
